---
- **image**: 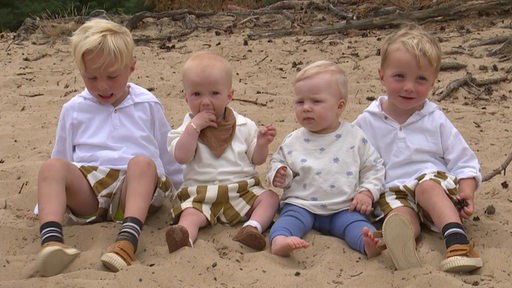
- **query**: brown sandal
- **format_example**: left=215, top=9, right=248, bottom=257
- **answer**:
left=440, top=241, right=483, bottom=273
left=166, top=225, right=192, bottom=253
left=100, top=240, right=135, bottom=272
left=232, top=225, right=266, bottom=251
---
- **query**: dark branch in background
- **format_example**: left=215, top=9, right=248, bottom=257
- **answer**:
left=126, top=9, right=216, bottom=30
left=437, top=73, right=509, bottom=102
left=306, top=0, right=512, bottom=35
left=483, top=152, right=512, bottom=182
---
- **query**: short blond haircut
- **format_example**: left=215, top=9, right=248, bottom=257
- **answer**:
left=70, top=18, right=134, bottom=72
left=380, top=23, right=442, bottom=77
left=295, top=60, right=348, bottom=101
left=182, top=51, right=233, bottom=88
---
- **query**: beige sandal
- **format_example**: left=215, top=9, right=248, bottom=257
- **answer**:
left=36, top=242, right=80, bottom=277
left=382, top=213, right=421, bottom=270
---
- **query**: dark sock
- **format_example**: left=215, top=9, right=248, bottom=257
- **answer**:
left=442, top=222, right=469, bottom=248
left=116, top=216, right=143, bottom=251
left=40, top=221, right=63, bottom=245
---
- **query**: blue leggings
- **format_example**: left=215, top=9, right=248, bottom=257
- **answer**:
left=269, top=203, right=376, bottom=255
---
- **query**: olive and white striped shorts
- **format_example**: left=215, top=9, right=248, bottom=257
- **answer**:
left=378, top=170, right=459, bottom=231
left=171, top=176, right=266, bottom=226
left=68, top=165, right=172, bottom=223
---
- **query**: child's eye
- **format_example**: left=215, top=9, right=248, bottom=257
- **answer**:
left=108, top=75, right=118, bottom=79
left=393, top=73, right=405, bottom=79
left=192, top=92, right=201, bottom=97
left=212, top=91, right=220, bottom=96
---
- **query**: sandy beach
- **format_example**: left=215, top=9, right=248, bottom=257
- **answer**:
left=1, top=3, right=511, bottom=287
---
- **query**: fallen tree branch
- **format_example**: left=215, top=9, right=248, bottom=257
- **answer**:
left=133, top=29, right=196, bottom=44
left=488, top=38, right=512, bottom=57
left=262, top=0, right=352, bottom=19
left=437, top=73, right=474, bottom=101
left=306, top=0, right=512, bottom=36
left=126, top=9, right=216, bottom=30
left=20, top=93, right=44, bottom=98
left=468, top=35, right=512, bottom=48
left=232, top=98, right=268, bottom=107
left=437, top=73, right=508, bottom=101
left=247, top=28, right=294, bottom=40
left=483, top=151, right=512, bottom=182
left=440, top=61, right=467, bottom=71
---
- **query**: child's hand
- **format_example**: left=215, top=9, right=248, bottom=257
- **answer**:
left=191, top=111, right=218, bottom=131
left=272, top=166, right=288, bottom=188
left=257, top=124, right=276, bottom=146
left=457, top=178, right=477, bottom=219
left=350, top=190, right=374, bottom=215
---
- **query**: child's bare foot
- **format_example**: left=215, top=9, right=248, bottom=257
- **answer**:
left=363, top=227, right=385, bottom=258
left=271, top=235, right=309, bottom=256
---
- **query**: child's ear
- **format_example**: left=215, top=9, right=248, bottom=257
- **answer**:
left=338, top=98, right=346, bottom=112
left=130, top=58, right=137, bottom=73
left=378, top=68, right=384, bottom=81
left=227, top=88, right=234, bottom=101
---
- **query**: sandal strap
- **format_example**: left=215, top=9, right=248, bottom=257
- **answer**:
left=109, top=240, right=135, bottom=264
left=446, top=243, right=471, bottom=258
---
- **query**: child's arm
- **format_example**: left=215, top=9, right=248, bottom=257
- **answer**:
left=174, top=111, right=217, bottom=164
left=456, top=177, right=477, bottom=219
left=251, top=124, right=276, bottom=165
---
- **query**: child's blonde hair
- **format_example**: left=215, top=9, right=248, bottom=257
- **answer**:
left=295, top=60, right=348, bottom=101
left=182, top=51, right=233, bottom=87
left=380, top=23, right=442, bottom=77
left=70, top=18, right=134, bottom=72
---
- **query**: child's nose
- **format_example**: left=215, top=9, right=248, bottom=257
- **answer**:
left=200, top=99, right=213, bottom=110
left=403, top=81, right=415, bottom=92
left=97, top=79, right=109, bottom=91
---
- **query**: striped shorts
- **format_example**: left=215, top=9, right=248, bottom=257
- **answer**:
left=68, top=165, right=172, bottom=224
left=172, top=176, right=266, bottom=226
left=378, top=170, right=459, bottom=231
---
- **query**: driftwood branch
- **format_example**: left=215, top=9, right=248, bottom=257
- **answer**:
left=232, top=98, right=268, bottom=107
left=262, top=0, right=352, bottom=19
left=437, top=73, right=509, bottom=101
left=468, top=35, right=512, bottom=48
left=437, top=73, right=474, bottom=101
left=126, top=9, right=216, bottom=30
left=20, top=93, right=44, bottom=98
left=440, top=61, right=467, bottom=71
left=488, top=38, right=512, bottom=59
left=133, top=29, right=196, bottom=44
left=483, top=152, right=512, bottom=182
left=129, top=0, right=512, bottom=41
left=306, top=0, right=512, bottom=36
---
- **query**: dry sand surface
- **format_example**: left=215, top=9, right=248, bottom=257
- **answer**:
left=1, top=3, right=511, bottom=287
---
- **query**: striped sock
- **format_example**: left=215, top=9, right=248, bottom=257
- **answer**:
left=40, top=221, right=63, bottom=245
left=442, top=222, right=469, bottom=248
left=116, top=217, right=143, bottom=251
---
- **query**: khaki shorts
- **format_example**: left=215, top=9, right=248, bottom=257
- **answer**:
left=68, top=165, right=172, bottom=223
left=378, top=170, right=459, bottom=231
left=172, top=176, right=266, bottom=226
